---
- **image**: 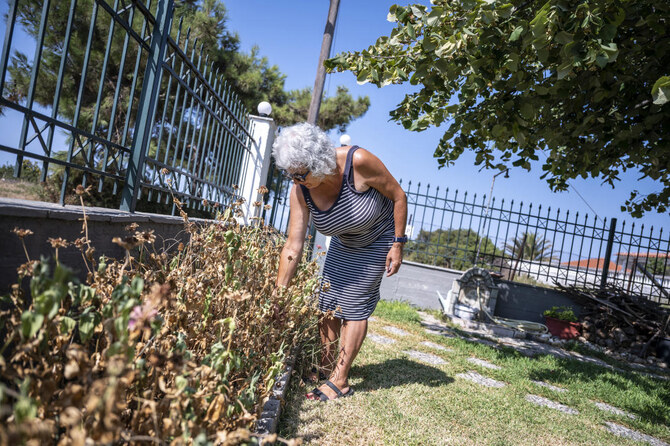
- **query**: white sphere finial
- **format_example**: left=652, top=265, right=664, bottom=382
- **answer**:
left=257, top=101, right=272, bottom=117
left=339, top=134, right=351, bottom=146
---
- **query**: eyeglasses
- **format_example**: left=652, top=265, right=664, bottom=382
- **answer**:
left=283, top=169, right=310, bottom=182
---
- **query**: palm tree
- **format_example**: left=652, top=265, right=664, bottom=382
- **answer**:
left=505, top=231, right=554, bottom=262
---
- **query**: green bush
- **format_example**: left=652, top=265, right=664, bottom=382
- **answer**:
left=542, top=306, right=577, bottom=322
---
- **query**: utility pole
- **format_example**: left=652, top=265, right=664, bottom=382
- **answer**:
left=307, top=0, right=340, bottom=125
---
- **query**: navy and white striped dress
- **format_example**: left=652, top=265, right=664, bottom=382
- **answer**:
left=300, top=146, right=395, bottom=320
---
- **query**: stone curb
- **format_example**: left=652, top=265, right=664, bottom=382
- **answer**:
left=255, top=347, right=299, bottom=436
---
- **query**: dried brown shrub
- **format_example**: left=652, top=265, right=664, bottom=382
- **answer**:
left=0, top=201, right=320, bottom=445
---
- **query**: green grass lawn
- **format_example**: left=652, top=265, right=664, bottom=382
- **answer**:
left=278, top=301, right=670, bottom=445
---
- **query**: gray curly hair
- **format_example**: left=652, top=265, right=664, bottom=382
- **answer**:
left=272, top=123, right=336, bottom=179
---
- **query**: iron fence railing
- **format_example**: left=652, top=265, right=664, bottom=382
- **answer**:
left=401, top=180, right=669, bottom=304
left=0, top=0, right=253, bottom=215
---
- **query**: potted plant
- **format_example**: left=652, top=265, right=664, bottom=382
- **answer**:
left=543, top=306, right=582, bottom=339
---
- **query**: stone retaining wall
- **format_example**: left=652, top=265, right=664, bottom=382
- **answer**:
left=0, top=198, right=203, bottom=292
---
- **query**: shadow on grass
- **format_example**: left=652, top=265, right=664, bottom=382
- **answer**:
left=351, top=357, right=454, bottom=392
left=278, top=358, right=453, bottom=443
left=475, top=343, right=670, bottom=427
left=527, top=356, right=670, bottom=427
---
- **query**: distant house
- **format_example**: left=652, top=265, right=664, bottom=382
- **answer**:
left=615, top=252, right=670, bottom=276
left=561, top=258, right=626, bottom=273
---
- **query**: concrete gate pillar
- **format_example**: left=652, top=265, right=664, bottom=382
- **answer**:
left=238, top=115, right=276, bottom=224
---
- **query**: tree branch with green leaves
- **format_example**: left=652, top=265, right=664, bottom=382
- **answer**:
left=326, top=0, right=670, bottom=217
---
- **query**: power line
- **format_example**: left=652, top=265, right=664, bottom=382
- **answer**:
left=536, top=150, right=602, bottom=222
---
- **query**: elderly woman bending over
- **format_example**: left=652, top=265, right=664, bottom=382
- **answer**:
left=273, top=123, right=407, bottom=401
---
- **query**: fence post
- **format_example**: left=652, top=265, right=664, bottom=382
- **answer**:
left=600, top=218, right=617, bottom=289
left=120, top=0, right=174, bottom=212
left=238, top=114, right=276, bottom=224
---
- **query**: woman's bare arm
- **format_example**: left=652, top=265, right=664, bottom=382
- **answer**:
left=276, top=184, right=310, bottom=287
left=352, top=148, right=408, bottom=277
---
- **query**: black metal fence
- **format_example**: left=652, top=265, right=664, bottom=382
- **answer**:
left=264, top=174, right=669, bottom=304
left=0, top=0, right=253, bottom=215
left=402, top=180, right=669, bottom=304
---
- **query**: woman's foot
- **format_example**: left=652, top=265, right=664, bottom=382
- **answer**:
left=305, top=379, right=353, bottom=401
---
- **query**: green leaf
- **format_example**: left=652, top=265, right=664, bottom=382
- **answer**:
left=21, top=311, right=44, bottom=339
left=387, top=5, right=397, bottom=23
left=425, top=7, right=443, bottom=27
left=406, top=24, right=416, bottom=40
left=600, top=23, right=618, bottom=41
left=60, top=316, right=76, bottom=335
left=34, top=288, right=60, bottom=319
left=520, top=102, right=534, bottom=120
left=557, top=61, right=573, bottom=80
left=651, top=76, right=670, bottom=105
left=131, top=276, right=144, bottom=297
left=595, top=53, right=609, bottom=68
left=79, top=310, right=100, bottom=343
left=505, top=53, right=519, bottom=72
left=481, top=11, right=496, bottom=25
left=356, top=69, right=370, bottom=85
left=510, top=26, right=524, bottom=42
left=410, top=5, right=424, bottom=18
left=497, top=3, right=514, bottom=19
left=422, top=35, right=437, bottom=52
left=555, top=31, right=573, bottom=45
left=175, top=376, right=188, bottom=391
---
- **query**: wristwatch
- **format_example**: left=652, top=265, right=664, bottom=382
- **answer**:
left=392, top=235, right=408, bottom=243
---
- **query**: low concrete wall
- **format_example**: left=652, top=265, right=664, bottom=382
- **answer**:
left=380, top=260, right=463, bottom=310
left=493, top=280, right=582, bottom=324
left=379, top=260, right=583, bottom=322
left=0, top=198, right=208, bottom=293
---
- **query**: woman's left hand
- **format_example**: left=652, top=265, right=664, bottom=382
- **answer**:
left=385, top=243, right=404, bottom=277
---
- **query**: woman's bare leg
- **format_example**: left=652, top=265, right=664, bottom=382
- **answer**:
left=319, top=315, right=341, bottom=375
left=313, top=319, right=367, bottom=399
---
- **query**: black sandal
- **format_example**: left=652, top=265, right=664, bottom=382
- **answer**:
left=305, top=380, right=354, bottom=401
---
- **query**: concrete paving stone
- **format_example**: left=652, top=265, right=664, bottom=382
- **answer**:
left=525, top=394, right=579, bottom=415
left=367, top=333, right=396, bottom=345
left=467, top=357, right=502, bottom=370
left=382, top=325, right=410, bottom=337
left=423, top=325, right=456, bottom=337
left=604, top=422, right=669, bottom=446
left=404, top=349, right=447, bottom=365
left=456, top=371, right=506, bottom=388
left=594, top=402, right=636, bottom=419
left=531, top=380, right=567, bottom=393
left=417, top=311, right=443, bottom=326
left=420, top=341, right=452, bottom=351
left=639, top=372, right=670, bottom=381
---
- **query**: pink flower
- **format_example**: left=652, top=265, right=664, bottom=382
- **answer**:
left=316, top=245, right=323, bottom=250
left=128, top=301, right=158, bottom=330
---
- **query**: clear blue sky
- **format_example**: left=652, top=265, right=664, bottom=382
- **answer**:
left=0, top=0, right=667, bottom=231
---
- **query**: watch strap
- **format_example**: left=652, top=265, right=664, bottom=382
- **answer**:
left=392, top=235, right=408, bottom=243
